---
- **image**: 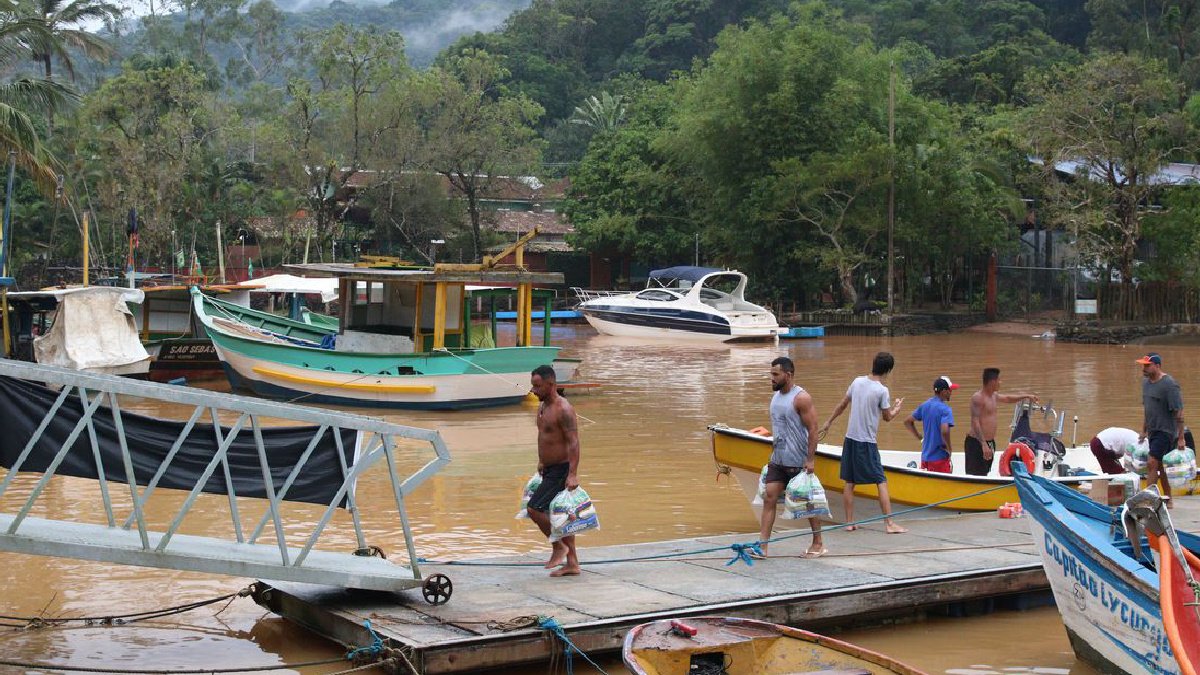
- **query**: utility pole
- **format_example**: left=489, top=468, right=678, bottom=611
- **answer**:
left=216, top=219, right=226, bottom=283
left=887, top=61, right=896, bottom=315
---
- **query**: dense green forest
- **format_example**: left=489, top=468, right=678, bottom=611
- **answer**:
left=4, top=0, right=1200, bottom=314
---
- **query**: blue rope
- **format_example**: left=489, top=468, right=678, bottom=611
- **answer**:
left=538, top=616, right=610, bottom=675
left=419, top=483, right=1014, bottom=569
left=345, top=619, right=385, bottom=661
left=726, top=542, right=764, bottom=566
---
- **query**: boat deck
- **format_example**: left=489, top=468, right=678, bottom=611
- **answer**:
left=254, top=499, right=1200, bottom=674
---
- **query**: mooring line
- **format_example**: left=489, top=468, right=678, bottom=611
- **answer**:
left=0, top=587, right=254, bottom=629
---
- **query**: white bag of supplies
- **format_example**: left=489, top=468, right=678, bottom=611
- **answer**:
left=782, top=472, right=831, bottom=520
left=751, top=465, right=769, bottom=505
left=515, top=472, right=542, bottom=519
left=548, top=487, right=600, bottom=542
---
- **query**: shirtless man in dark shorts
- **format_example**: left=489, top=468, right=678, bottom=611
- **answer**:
left=525, top=364, right=582, bottom=577
left=965, top=367, right=1038, bottom=475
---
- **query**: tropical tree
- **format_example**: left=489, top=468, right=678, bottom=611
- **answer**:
left=17, top=0, right=121, bottom=81
left=420, top=49, right=544, bottom=260
left=0, top=7, right=77, bottom=188
left=1020, top=53, right=1187, bottom=317
left=569, top=91, right=626, bottom=131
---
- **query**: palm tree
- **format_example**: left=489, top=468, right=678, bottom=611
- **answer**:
left=0, top=8, right=78, bottom=187
left=569, top=92, right=627, bottom=131
left=18, top=0, right=122, bottom=81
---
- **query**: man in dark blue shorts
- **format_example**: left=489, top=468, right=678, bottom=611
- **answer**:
left=526, top=364, right=583, bottom=576
left=1138, top=353, right=1185, bottom=503
left=819, top=352, right=907, bottom=533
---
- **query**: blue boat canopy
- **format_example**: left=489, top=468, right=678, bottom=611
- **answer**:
left=648, top=266, right=724, bottom=283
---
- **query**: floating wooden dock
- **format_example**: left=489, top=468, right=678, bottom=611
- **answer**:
left=254, top=501, right=1200, bottom=673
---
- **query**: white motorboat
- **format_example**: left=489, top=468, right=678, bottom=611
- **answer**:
left=575, top=266, right=783, bottom=342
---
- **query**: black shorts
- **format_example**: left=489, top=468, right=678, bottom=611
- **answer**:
left=764, top=462, right=803, bottom=485
left=840, top=438, right=885, bottom=484
left=527, top=462, right=569, bottom=512
left=964, top=437, right=996, bottom=476
left=1147, top=431, right=1174, bottom=461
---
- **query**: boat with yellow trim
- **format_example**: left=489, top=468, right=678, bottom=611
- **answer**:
left=622, top=616, right=926, bottom=675
left=710, top=411, right=1132, bottom=525
left=193, top=239, right=565, bottom=409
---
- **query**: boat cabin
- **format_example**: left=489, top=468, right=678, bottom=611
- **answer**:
left=285, top=264, right=564, bottom=354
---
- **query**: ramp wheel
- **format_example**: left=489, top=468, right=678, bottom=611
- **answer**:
left=422, top=573, right=452, bottom=605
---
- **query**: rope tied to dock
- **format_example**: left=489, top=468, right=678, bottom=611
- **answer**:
left=726, top=542, right=764, bottom=566
left=345, top=619, right=386, bottom=661
left=538, top=616, right=611, bottom=675
left=0, top=586, right=255, bottom=630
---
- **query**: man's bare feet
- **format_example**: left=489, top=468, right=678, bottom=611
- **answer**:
left=550, top=565, right=581, bottom=577
left=544, top=544, right=567, bottom=569
left=885, top=521, right=908, bottom=534
left=844, top=525, right=859, bottom=532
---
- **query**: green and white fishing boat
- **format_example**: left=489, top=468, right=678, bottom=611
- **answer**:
left=192, top=258, right=564, bottom=409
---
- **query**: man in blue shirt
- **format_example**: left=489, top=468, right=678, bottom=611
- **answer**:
left=904, top=376, right=957, bottom=473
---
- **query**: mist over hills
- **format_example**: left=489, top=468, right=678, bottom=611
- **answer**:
left=114, top=0, right=530, bottom=69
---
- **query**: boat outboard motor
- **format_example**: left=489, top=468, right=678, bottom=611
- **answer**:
left=1011, top=409, right=1068, bottom=474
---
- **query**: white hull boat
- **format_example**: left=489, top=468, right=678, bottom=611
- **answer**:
left=577, top=266, right=783, bottom=343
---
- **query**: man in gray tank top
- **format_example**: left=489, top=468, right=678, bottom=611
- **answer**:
left=758, top=356, right=826, bottom=558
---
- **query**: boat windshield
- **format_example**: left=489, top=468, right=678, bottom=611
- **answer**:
left=700, top=274, right=743, bottom=297
left=635, top=289, right=682, bottom=302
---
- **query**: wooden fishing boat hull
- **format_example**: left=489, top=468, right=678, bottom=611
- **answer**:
left=211, top=338, right=555, bottom=409
left=143, top=338, right=224, bottom=382
left=195, top=291, right=558, bottom=409
left=710, top=424, right=1109, bottom=525
left=1014, top=468, right=1200, bottom=674
left=1152, top=532, right=1200, bottom=673
left=622, top=616, right=926, bottom=675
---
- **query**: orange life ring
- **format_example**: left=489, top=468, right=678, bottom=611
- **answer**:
left=999, top=441, right=1036, bottom=476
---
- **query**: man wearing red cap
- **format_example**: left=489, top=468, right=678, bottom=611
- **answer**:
left=1137, top=352, right=1185, bottom=502
left=904, top=376, right=958, bottom=473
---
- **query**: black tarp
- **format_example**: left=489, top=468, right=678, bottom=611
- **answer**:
left=0, top=376, right=357, bottom=506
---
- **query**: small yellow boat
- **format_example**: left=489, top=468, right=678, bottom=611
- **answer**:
left=709, top=423, right=1125, bottom=525
left=622, top=616, right=927, bottom=675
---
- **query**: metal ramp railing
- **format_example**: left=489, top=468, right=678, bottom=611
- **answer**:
left=0, top=360, right=451, bottom=598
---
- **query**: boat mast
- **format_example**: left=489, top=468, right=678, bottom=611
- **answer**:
left=0, top=152, right=15, bottom=356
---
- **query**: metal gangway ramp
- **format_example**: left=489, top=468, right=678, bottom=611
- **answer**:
left=0, top=360, right=450, bottom=598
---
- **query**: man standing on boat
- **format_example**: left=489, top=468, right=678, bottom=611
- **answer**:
left=904, top=376, right=958, bottom=473
left=818, top=352, right=907, bottom=534
left=965, top=368, right=1038, bottom=476
left=526, top=364, right=583, bottom=577
left=1137, top=352, right=1185, bottom=503
left=758, top=356, right=826, bottom=558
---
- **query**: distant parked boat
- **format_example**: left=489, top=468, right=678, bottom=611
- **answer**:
left=576, top=266, right=784, bottom=342
left=193, top=262, right=563, bottom=409
left=623, top=616, right=926, bottom=675
left=1014, top=465, right=1200, bottom=674
left=8, top=287, right=150, bottom=376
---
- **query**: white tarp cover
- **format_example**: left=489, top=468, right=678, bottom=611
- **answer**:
left=31, top=287, right=151, bottom=374
left=238, top=274, right=338, bottom=303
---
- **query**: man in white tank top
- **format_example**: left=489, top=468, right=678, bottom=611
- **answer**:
left=759, top=356, right=826, bottom=558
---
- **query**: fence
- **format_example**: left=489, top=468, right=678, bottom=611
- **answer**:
left=1094, top=282, right=1200, bottom=323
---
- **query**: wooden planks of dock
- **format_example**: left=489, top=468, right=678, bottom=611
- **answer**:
left=254, top=500, right=1200, bottom=674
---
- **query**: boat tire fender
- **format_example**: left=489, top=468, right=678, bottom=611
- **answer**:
left=999, top=442, right=1036, bottom=477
